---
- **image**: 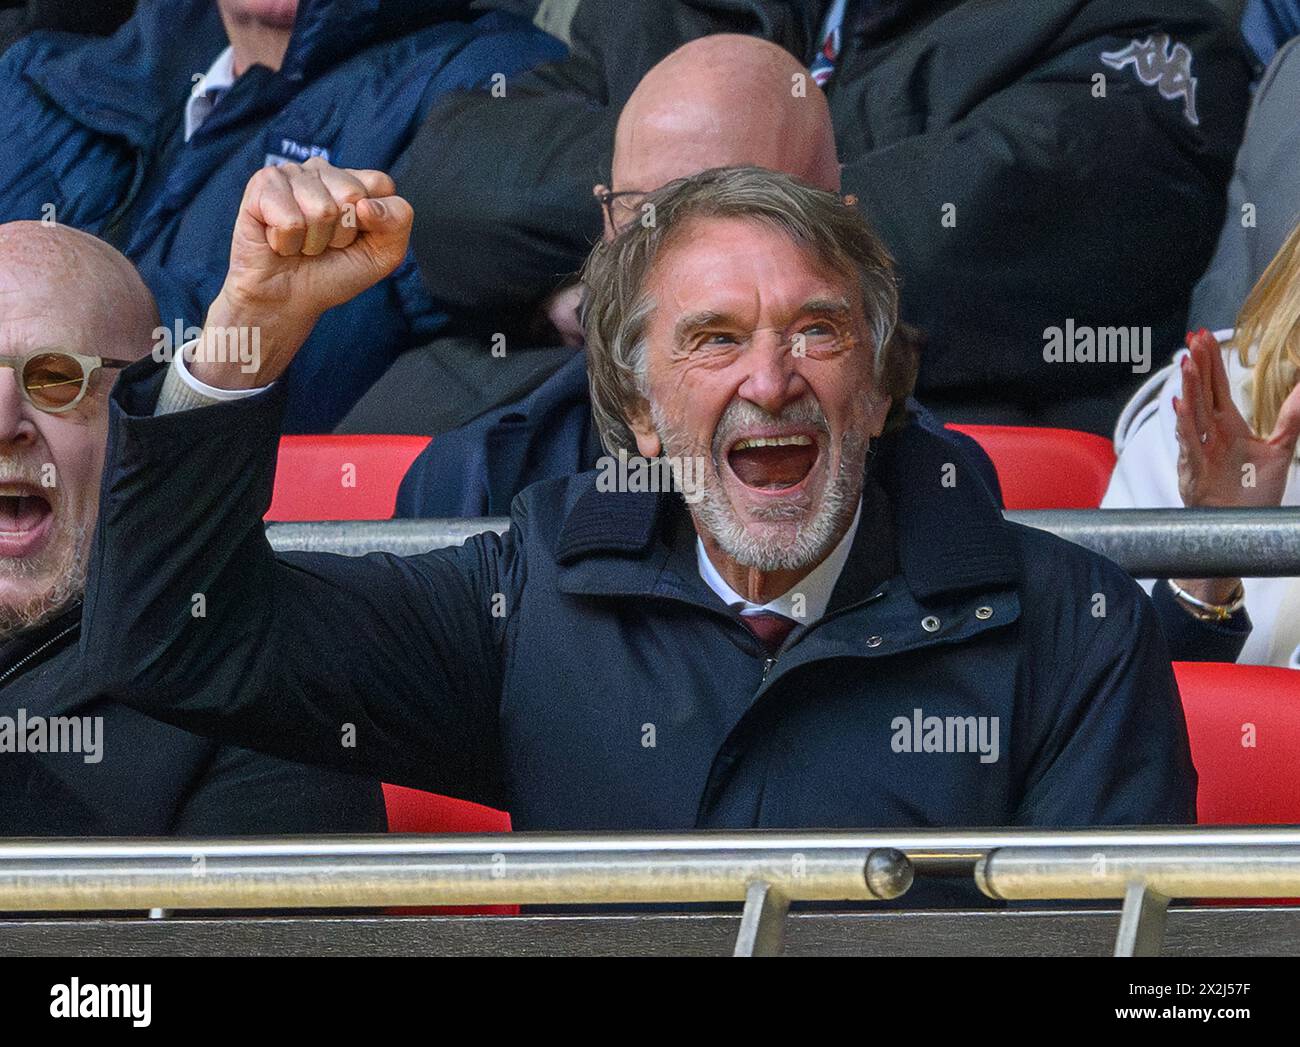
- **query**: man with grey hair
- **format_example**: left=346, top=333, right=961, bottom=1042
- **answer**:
left=581, top=165, right=908, bottom=584
left=88, top=160, right=1195, bottom=902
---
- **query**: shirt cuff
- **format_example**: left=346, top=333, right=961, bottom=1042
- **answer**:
left=154, top=338, right=273, bottom=416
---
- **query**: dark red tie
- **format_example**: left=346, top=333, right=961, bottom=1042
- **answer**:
left=740, top=611, right=797, bottom=656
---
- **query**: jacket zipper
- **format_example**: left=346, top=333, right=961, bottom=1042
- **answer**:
left=757, top=588, right=889, bottom=686
left=0, top=622, right=78, bottom=687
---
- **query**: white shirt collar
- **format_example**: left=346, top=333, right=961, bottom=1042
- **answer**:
left=184, top=46, right=237, bottom=142
left=695, top=498, right=863, bottom=624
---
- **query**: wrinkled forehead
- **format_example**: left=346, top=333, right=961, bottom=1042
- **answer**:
left=0, top=264, right=99, bottom=356
left=0, top=236, right=148, bottom=358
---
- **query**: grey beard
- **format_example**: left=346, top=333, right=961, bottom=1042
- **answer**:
left=0, top=520, right=89, bottom=642
left=652, top=400, right=868, bottom=573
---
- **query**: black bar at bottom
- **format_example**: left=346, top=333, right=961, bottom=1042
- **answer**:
left=2, top=906, right=1299, bottom=957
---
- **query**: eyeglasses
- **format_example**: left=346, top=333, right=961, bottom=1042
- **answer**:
left=0, top=352, right=132, bottom=414
left=593, top=184, right=649, bottom=232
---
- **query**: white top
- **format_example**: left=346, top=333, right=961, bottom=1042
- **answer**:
left=184, top=46, right=237, bottom=142
left=1102, top=329, right=1300, bottom=667
left=696, top=498, right=863, bottom=623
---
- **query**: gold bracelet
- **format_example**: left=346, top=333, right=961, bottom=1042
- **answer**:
left=1166, top=579, right=1246, bottom=622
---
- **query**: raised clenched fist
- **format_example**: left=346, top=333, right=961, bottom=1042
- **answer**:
left=192, top=157, right=413, bottom=389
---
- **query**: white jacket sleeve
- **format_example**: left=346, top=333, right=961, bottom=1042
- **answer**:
left=1101, top=355, right=1186, bottom=511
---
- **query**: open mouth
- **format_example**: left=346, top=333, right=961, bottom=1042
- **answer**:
left=726, top=433, right=819, bottom=491
left=0, top=486, right=54, bottom=558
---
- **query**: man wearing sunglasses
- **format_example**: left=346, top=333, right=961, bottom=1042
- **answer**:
left=0, top=220, right=385, bottom=837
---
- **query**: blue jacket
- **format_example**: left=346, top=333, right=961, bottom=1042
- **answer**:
left=1242, top=0, right=1300, bottom=70
left=84, top=360, right=1195, bottom=905
left=0, top=0, right=565, bottom=431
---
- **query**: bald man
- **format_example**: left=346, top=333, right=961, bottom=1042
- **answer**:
left=0, top=221, right=385, bottom=837
left=383, top=36, right=993, bottom=517
left=578, top=35, right=840, bottom=340
left=601, top=35, right=839, bottom=231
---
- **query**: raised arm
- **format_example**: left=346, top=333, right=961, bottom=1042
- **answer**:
left=81, top=160, right=517, bottom=807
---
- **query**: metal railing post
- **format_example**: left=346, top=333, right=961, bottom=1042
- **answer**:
left=1113, top=882, right=1171, bottom=957
left=733, top=881, right=789, bottom=957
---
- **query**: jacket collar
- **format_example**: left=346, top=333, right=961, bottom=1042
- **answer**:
left=556, top=416, right=1018, bottom=604
left=873, top=414, right=1019, bottom=603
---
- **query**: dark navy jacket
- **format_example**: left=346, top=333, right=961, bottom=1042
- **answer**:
left=84, top=360, right=1196, bottom=885
left=0, top=603, right=385, bottom=837
left=0, top=0, right=565, bottom=432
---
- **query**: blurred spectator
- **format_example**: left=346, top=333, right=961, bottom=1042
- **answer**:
left=1104, top=223, right=1300, bottom=668
left=388, top=0, right=1251, bottom=436
left=0, top=0, right=135, bottom=53
left=1241, top=0, right=1300, bottom=69
left=1189, top=37, right=1300, bottom=333
left=0, top=221, right=385, bottom=836
left=0, top=0, right=565, bottom=432
left=386, top=35, right=999, bottom=516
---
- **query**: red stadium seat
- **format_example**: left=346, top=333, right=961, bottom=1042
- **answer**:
left=946, top=425, right=1116, bottom=509
left=1174, top=662, right=1300, bottom=826
left=382, top=784, right=515, bottom=916
left=382, top=783, right=511, bottom=834
left=267, top=435, right=432, bottom=521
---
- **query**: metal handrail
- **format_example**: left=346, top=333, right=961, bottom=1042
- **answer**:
left=9, top=825, right=1300, bottom=862
left=3, top=827, right=1297, bottom=910
left=0, top=838, right=911, bottom=913
left=976, top=844, right=1300, bottom=900
left=974, top=841, right=1300, bottom=955
left=266, top=508, right=1300, bottom=577
left=8, top=830, right=1300, bottom=955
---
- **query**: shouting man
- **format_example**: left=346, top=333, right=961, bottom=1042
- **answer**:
left=86, top=161, right=1195, bottom=902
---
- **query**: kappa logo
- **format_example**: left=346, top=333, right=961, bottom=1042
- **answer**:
left=1100, top=33, right=1199, bottom=126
